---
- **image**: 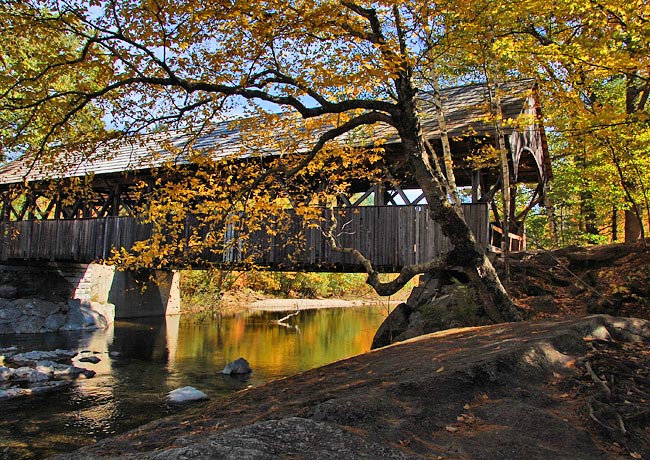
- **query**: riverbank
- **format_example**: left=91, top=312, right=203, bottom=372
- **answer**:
left=179, top=270, right=413, bottom=315
left=248, top=297, right=401, bottom=311
left=64, top=314, right=650, bottom=459
left=181, top=290, right=404, bottom=315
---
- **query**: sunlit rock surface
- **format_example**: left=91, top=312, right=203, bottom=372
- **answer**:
left=0, top=348, right=95, bottom=401
left=0, top=299, right=114, bottom=334
left=167, top=386, right=208, bottom=404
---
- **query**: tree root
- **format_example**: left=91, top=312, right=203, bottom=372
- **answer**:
left=576, top=338, right=650, bottom=455
left=585, top=361, right=611, bottom=398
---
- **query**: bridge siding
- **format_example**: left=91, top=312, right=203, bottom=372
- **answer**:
left=0, top=204, right=488, bottom=272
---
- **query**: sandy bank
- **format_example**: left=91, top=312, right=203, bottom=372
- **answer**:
left=247, top=298, right=400, bottom=311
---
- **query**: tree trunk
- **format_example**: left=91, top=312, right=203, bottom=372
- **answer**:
left=543, top=183, right=559, bottom=248
left=625, top=208, right=643, bottom=242
left=580, top=190, right=599, bottom=240
left=390, top=75, right=521, bottom=323
left=407, top=151, right=521, bottom=322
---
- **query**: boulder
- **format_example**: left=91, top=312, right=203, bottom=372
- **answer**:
left=167, top=386, right=208, bottom=403
left=0, top=297, right=114, bottom=334
left=371, top=303, right=413, bottom=349
left=221, top=357, right=252, bottom=375
left=79, top=356, right=101, bottom=364
left=372, top=282, right=489, bottom=349
left=62, top=300, right=115, bottom=331
left=34, top=360, right=58, bottom=376
left=80, top=369, right=96, bottom=379
left=35, top=360, right=89, bottom=379
left=28, top=380, right=71, bottom=396
left=44, top=313, right=67, bottom=331
left=133, top=417, right=408, bottom=459
left=9, top=349, right=77, bottom=366
left=0, top=303, right=21, bottom=321
left=16, top=298, right=62, bottom=319
left=0, top=346, right=17, bottom=355
left=0, top=366, right=12, bottom=382
left=11, top=367, right=50, bottom=383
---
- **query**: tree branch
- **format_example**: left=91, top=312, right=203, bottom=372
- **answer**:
left=322, top=211, right=445, bottom=296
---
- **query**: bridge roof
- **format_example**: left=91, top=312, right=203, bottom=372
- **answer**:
left=0, top=80, right=550, bottom=186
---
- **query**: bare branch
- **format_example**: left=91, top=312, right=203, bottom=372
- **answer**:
left=341, top=1, right=385, bottom=44
left=322, top=210, right=445, bottom=296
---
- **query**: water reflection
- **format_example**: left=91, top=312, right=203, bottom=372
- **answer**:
left=0, top=306, right=387, bottom=459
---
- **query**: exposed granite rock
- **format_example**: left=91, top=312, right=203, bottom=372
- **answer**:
left=9, top=349, right=77, bottom=366
left=0, top=387, right=30, bottom=400
left=62, top=315, right=650, bottom=460
left=0, top=380, right=71, bottom=400
left=62, top=300, right=114, bottom=331
left=11, top=367, right=50, bottom=383
left=44, top=312, right=67, bottom=331
left=27, top=380, right=72, bottom=396
left=34, top=360, right=90, bottom=379
left=110, top=417, right=410, bottom=459
left=0, top=366, right=11, bottom=382
left=371, top=302, right=413, bottom=349
left=0, top=348, right=94, bottom=402
left=0, top=298, right=114, bottom=334
left=372, top=273, right=491, bottom=349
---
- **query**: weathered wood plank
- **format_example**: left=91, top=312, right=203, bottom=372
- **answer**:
left=0, top=204, right=493, bottom=271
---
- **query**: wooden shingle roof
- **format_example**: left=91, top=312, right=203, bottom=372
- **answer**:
left=0, top=80, right=549, bottom=186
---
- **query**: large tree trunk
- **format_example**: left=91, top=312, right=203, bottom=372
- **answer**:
left=408, top=150, right=521, bottom=322
left=387, top=75, right=521, bottom=323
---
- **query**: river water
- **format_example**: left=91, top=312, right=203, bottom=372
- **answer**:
left=0, top=306, right=387, bottom=459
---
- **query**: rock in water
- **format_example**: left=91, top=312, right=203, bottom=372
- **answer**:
left=28, top=380, right=71, bottom=396
left=8, top=349, right=77, bottom=366
left=79, top=356, right=101, bottom=364
left=167, top=386, right=208, bottom=403
left=221, top=357, right=252, bottom=375
left=11, top=367, right=50, bottom=383
left=0, top=366, right=12, bottom=381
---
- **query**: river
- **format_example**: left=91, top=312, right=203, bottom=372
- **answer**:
left=0, top=306, right=388, bottom=459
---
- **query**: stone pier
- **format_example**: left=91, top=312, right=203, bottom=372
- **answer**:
left=0, top=263, right=180, bottom=320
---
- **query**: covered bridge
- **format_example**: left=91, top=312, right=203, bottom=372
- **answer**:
left=0, top=80, right=550, bottom=271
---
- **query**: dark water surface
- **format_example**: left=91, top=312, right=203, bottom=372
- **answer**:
left=0, top=306, right=387, bottom=459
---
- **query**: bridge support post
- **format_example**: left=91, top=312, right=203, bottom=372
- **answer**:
left=89, top=265, right=181, bottom=319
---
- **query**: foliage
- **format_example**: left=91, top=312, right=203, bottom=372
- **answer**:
left=435, top=0, right=650, bottom=247
left=0, top=6, right=108, bottom=165
left=180, top=269, right=413, bottom=311
left=180, top=268, right=240, bottom=311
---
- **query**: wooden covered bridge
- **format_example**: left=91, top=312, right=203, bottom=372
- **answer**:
left=0, top=80, right=551, bottom=272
